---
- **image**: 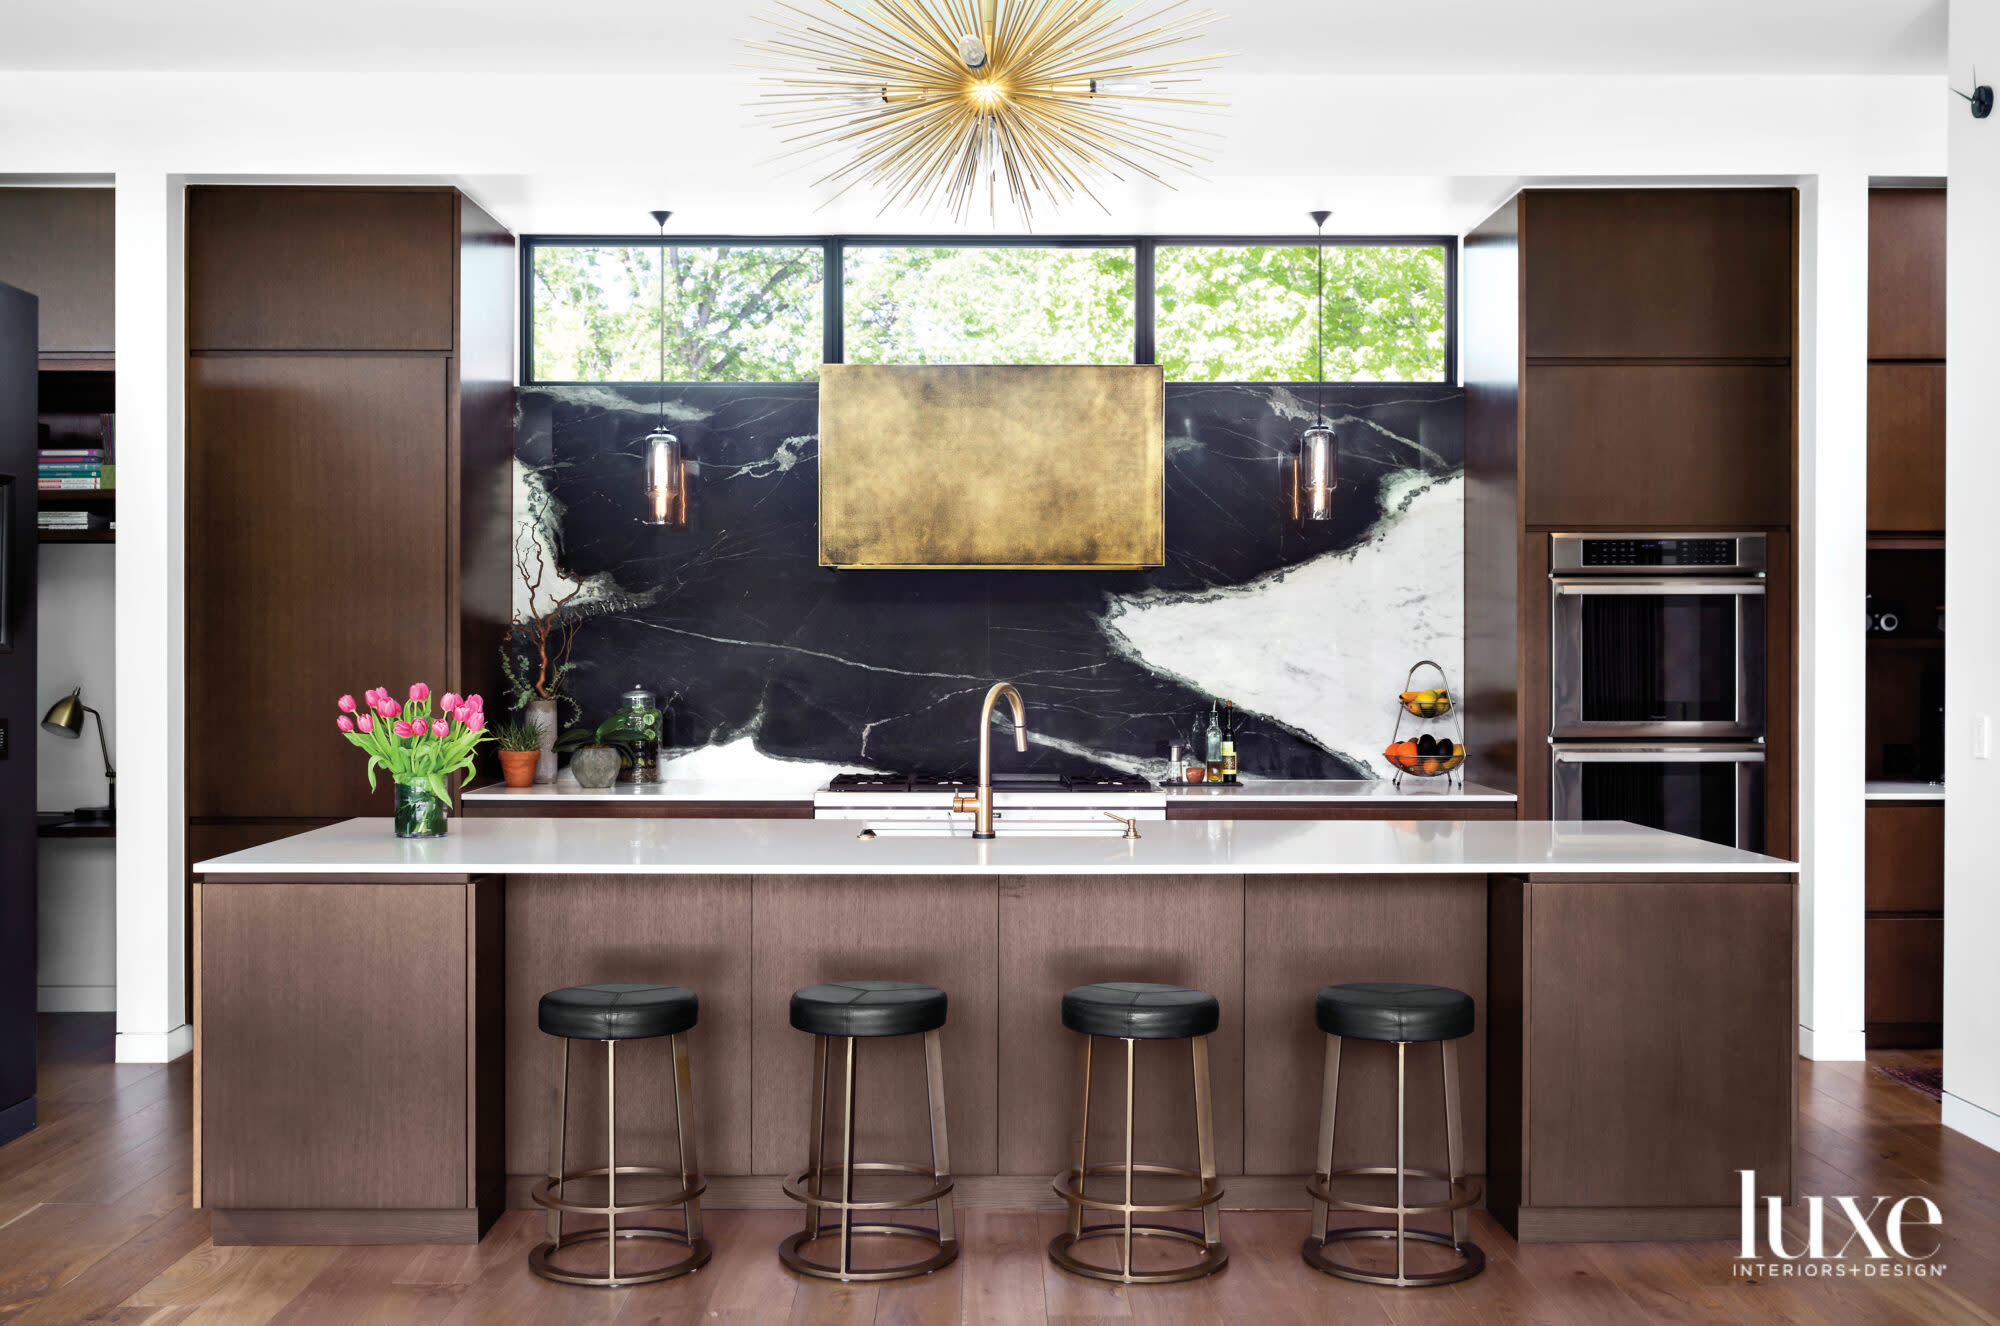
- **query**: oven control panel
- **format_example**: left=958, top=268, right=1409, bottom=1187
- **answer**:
left=1552, top=532, right=1766, bottom=575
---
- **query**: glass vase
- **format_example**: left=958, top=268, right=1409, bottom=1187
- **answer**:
left=394, top=780, right=449, bottom=839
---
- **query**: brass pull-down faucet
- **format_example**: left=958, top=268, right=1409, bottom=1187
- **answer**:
left=953, top=682, right=1027, bottom=839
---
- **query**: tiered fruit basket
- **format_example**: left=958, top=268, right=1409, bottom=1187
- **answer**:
left=1383, top=659, right=1467, bottom=786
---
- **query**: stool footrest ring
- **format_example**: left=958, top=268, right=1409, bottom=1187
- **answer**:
left=1048, top=1224, right=1229, bottom=1285
left=530, top=1226, right=712, bottom=1288
left=1052, top=1161, right=1225, bottom=1215
left=777, top=1222, right=958, bottom=1282
left=781, top=1161, right=953, bottom=1212
left=1306, top=1164, right=1481, bottom=1217
left=530, top=1164, right=707, bottom=1217
left=1301, top=1226, right=1485, bottom=1288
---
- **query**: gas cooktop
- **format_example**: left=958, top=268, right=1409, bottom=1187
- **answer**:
left=826, top=772, right=1153, bottom=794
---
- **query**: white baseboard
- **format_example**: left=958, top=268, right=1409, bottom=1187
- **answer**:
left=1942, top=1092, right=2000, bottom=1155
left=1799, top=1023, right=1867, bottom=1061
left=38, top=985, right=116, bottom=1013
left=116, top=1024, right=193, bottom=1064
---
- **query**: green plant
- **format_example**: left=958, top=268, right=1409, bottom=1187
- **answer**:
left=555, top=715, right=646, bottom=768
left=492, top=717, right=543, bottom=753
left=335, top=684, right=489, bottom=802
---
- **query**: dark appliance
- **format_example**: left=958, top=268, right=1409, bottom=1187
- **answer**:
left=0, top=282, right=38, bottom=1146
left=1549, top=533, right=1769, bottom=852
left=1550, top=744, right=1765, bottom=853
left=1551, top=533, right=1768, bottom=741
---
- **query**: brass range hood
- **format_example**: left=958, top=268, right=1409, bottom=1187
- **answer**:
left=817, top=363, right=1165, bottom=570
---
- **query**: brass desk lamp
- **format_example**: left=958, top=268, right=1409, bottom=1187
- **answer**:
left=42, top=686, right=114, bottom=821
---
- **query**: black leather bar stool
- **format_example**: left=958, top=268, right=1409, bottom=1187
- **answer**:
left=1049, top=982, right=1228, bottom=1284
left=1303, top=981, right=1483, bottom=1287
left=780, top=980, right=957, bottom=1281
left=530, top=983, right=711, bottom=1288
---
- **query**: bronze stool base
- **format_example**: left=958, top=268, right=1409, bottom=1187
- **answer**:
left=1301, top=1227, right=1484, bottom=1287
left=530, top=1226, right=713, bottom=1288
left=1049, top=1035, right=1227, bottom=1286
left=782, top=1030, right=958, bottom=1283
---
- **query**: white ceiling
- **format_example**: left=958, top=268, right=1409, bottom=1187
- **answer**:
left=0, top=0, right=1946, bottom=75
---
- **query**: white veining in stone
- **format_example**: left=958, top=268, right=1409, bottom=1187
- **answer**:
left=1100, top=470, right=1463, bottom=778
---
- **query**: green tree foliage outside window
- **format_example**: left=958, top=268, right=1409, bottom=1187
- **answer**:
left=1155, top=245, right=1446, bottom=383
left=843, top=246, right=1136, bottom=366
left=532, top=244, right=824, bottom=382
left=528, top=240, right=1447, bottom=384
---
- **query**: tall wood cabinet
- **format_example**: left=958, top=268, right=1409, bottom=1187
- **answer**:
left=1864, top=186, right=1945, bottom=1048
left=184, top=186, right=513, bottom=859
left=1464, top=188, right=1799, bottom=858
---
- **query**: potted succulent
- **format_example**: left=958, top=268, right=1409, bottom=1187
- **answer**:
left=493, top=717, right=545, bottom=788
left=555, top=715, right=645, bottom=790
left=336, top=684, right=489, bottom=838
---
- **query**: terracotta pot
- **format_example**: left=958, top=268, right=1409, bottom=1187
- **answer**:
left=569, top=745, right=623, bottom=790
left=497, top=749, right=540, bottom=788
left=525, top=698, right=559, bottom=784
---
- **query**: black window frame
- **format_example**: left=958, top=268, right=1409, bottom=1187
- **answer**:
left=520, top=233, right=1457, bottom=388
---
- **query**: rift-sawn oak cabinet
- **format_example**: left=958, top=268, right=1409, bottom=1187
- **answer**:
left=1463, top=188, right=1799, bottom=859
left=184, top=186, right=513, bottom=832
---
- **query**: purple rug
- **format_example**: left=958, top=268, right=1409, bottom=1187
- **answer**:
left=1876, top=1065, right=1943, bottom=1101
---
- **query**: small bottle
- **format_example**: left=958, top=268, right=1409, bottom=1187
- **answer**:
left=1204, top=702, right=1223, bottom=765
left=615, top=684, right=662, bottom=784
left=1220, top=700, right=1239, bottom=784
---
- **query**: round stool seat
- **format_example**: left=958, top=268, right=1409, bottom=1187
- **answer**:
left=790, top=980, right=947, bottom=1038
left=1315, top=982, right=1473, bottom=1043
left=539, top=983, right=698, bottom=1041
left=1061, top=982, right=1219, bottom=1040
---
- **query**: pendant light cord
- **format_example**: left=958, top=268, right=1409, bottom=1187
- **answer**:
left=660, top=215, right=668, bottom=428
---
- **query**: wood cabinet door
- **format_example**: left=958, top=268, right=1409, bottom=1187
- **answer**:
left=1524, top=189, right=1795, bottom=360
left=1524, top=364, right=1793, bottom=527
left=187, top=187, right=455, bottom=351
left=200, top=882, right=469, bottom=1210
left=1868, top=189, right=1947, bottom=361
left=187, top=355, right=449, bottom=818
left=1525, top=879, right=1794, bottom=1209
left=1866, top=362, right=1946, bottom=533
left=1865, top=918, right=1944, bottom=1026
left=1864, top=804, right=1945, bottom=913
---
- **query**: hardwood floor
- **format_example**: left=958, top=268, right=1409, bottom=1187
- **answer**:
left=2, top=1016, right=1994, bottom=1325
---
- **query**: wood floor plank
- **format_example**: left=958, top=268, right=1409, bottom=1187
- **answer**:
left=7, top=1205, right=212, bottom=1326
left=958, top=1212, right=1047, bottom=1326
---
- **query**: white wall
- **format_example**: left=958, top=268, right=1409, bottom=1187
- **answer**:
left=1942, top=0, right=2000, bottom=1152
left=36, top=543, right=117, bottom=1012
left=0, top=68, right=1947, bottom=1062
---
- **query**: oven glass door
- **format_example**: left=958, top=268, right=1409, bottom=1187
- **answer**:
left=1551, top=747, right=1765, bottom=852
left=1552, top=579, right=1765, bottom=740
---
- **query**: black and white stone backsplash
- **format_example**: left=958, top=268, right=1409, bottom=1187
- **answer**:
left=513, top=381, right=1464, bottom=782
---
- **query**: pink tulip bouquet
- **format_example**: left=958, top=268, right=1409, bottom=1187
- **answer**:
left=337, top=684, right=489, bottom=837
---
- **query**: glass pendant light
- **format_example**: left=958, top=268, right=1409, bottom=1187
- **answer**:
left=642, top=208, right=687, bottom=528
left=1297, top=209, right=1337, bottom=522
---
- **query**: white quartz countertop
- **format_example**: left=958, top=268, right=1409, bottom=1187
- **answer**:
left=1865, top=780, right=1946, bottom=801
left=465, top=775, right=1518, bottom=804
left=196, top=816, right=1793, bottom=877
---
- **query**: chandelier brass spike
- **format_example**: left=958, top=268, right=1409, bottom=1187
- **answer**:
left=743, top=0, right=1231, bottom=222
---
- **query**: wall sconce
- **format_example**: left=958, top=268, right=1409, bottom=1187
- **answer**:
left=643, top=428, right=687, bottom=528
left=1296, top=209, right=1338, bottom=523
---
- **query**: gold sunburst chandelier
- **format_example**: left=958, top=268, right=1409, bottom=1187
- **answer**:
left=744, top=0, right=1229, bottom=223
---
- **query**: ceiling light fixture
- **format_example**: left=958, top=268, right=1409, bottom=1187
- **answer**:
left=744, top=0, right=1230, bottom=223
left=641, top=209, right=688, bottom=528
left=1296, top=209, right=1337, bottom=523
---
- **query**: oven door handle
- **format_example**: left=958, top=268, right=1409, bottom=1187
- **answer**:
left=1551, top=578, right=1765, bottom=596
left=1551, top=747, right=1767, bottom=763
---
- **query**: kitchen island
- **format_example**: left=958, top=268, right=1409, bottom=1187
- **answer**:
left=193, top=817, right=1794, bottom=1248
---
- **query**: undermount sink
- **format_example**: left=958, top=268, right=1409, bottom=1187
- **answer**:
left=856, top=819, right=1137, bottom=839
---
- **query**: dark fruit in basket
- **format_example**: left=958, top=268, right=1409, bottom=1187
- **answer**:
left=1417, top=734, right=1438, bottom=757
left=1437, top=739, right=1455, bottom=759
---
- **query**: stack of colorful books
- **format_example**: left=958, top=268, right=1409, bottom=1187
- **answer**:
left=38, top=445, right=113, bottom=492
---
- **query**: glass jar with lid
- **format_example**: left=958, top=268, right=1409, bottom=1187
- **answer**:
left=615, top=684, right=663, bottom=784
